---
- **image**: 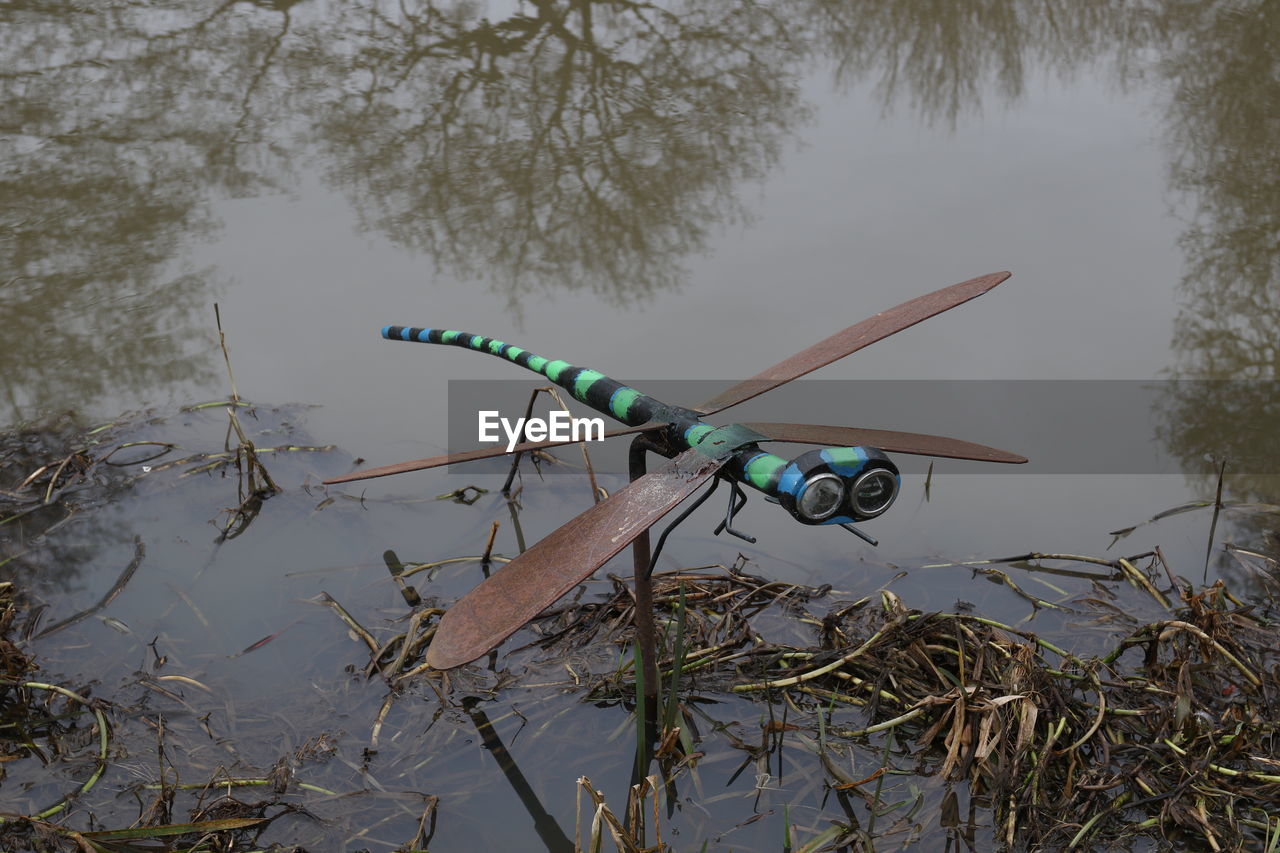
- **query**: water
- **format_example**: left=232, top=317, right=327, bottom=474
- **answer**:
left=2, top=1, right=1277, bottom=849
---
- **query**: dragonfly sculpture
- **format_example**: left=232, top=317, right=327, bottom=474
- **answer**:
left=325, top=272, right=1026, bottom=671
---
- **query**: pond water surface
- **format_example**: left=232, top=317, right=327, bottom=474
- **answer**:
left=2, top=1, right=1277, bottom=850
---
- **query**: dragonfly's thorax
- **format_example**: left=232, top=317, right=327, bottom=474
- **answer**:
left=637, top=403, right=704, bottom=436
left=681, top=421, right=770, bottom=458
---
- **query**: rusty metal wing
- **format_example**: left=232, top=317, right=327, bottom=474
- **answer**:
left=695, top=271, right=1011, bottom=416
left=425, top=447, right=727, bottom=669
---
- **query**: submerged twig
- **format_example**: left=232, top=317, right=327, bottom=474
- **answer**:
left=34, top=536, right=145, bottom=639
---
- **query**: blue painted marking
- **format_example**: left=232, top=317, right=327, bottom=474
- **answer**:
left=777, top=463, right=805, bottom=498
left=609, top=387, right=629, bottom=419
left=400, top=327, right=414, bottom=341
left=381, top=325, right=394, bottom=339
left=417, top=329, right=433, bottom=342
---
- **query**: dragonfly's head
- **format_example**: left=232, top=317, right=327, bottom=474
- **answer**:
left=777, top=447, right=900, bottom=525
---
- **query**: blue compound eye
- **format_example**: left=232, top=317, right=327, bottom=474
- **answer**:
left=850, top=468, right=898, bottom=519
left=797, top=474, right=844, bottom=521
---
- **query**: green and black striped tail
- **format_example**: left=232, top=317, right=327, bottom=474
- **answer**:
left=382, top=326, right=669, bottom=427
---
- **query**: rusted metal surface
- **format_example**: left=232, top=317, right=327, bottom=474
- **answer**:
left=628, top=433, right=664, bottom=716
left=695, top=272, right=1011, bottom=416
left=692, top=423, right=773, bottom=458
left=323, top=423, right=657, bottom=484
left=743, top=422, right=1027, bottom=464
left=424, top=448, right=727, bottom=670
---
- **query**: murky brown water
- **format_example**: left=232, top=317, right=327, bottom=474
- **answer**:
left=2, top=0, right=1277, bottom=849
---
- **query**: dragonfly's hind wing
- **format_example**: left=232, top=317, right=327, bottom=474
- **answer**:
left=425, top=448, right=727, bottom=669
left=696, top=272, right=1011, bottom=416
left=743, top=422, right=1026, bottom=464
left=323, top=423, right=660, bottom=484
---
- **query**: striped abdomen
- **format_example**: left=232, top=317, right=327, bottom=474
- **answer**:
left=382, top=326, right=683, bottom=427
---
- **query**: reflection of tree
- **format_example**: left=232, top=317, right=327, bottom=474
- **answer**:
left=0, top=1, right=300, bottom=425
left=3, top=0, right=1277, bottom=486
left=1162, top=0, right=1280, bottom=382
left=312, top=0, right=808, bottom=312
left=1152, top=0, right=1280, bottom=568
left=0, top=158, right=215, bottom=420
left=805, top=0, right=1143, bottom=126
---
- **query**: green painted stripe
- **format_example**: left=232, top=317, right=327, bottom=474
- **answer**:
left=544, top=359, right=572, bottom=382
left=822, top=447, right=869, bottom=476
left=488, top=339, right=506, bottom=355
left=505, top=346, right=525, bottom=361
left=573, top=369, right=606, bottom=402
left=469, top=335, right=483, bottom=349
left=442, top=330, right=462, bottom=344
left=527, top=355, right=548, bottom=373
left=745, top=453, right=787, bottom=491
left=610, top=388, right=642, bottom=421
left=685, top=424, right=715, bottom=446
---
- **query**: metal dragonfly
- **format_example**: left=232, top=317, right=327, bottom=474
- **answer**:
left=325, top=272, right=1025, bottom=670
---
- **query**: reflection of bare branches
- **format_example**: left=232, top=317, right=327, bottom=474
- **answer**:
left=315, top=0, right=808, bottom=312
left=1163, top=1, right=1280, bottom=381
left=0, top=1, right=241, bottom=80
left=0, top=3, right=300, bottom=424
left=224, top=6, right=296, bottom=158
left=806, top=0, right=1146, bottom=127
left=1158, top=3, right=1279, bottom=401
left=3, top=0, right=1275, bottom=433
left=1154, top=1, right=1280, bottom=562
left=0, top=153, right=217, bottom=419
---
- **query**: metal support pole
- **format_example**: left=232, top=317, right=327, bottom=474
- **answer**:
left=626, top=431, right=669, bottom=816
left=628, top=433, right=663, bottom=722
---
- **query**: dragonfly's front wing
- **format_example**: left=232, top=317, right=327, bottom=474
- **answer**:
left=425, top=448, right=728, bottom=669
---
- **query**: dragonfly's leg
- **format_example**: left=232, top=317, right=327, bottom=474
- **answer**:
left=645, top=477, right=721, bottom=579
left=501, top=386, right=546, bottom=495
left=839, top=522, right=879, bottom=547
left=714, top=479, right=757, bottom=543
